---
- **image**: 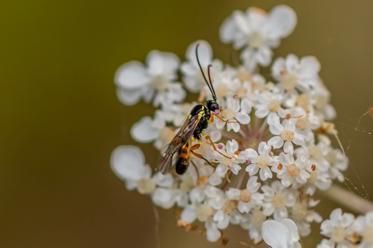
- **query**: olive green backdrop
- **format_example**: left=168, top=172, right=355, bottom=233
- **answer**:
left=0, top=0, right=372, bottom=247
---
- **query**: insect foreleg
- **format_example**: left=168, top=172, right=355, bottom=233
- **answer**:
left=205, top=135, right=232, bottom=159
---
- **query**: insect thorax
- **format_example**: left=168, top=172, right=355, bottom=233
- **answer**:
left=190, top=104, right=208, bottom=116
left=190, top=104, right=210, bottom=139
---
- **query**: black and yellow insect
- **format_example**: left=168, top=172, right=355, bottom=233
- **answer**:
left=159, top=44, right=220, bottom=175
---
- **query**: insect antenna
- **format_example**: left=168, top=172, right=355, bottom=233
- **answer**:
left=207, top=64, right=217, bottom=100
left=195, top=43, right=216, bottom=99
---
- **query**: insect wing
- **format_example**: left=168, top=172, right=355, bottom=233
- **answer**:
left=159, top=113, right=202, bottom=174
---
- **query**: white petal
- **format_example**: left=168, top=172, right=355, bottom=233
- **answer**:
left=230, top=164, right=241, bottom=175
left=217, top=216, right=230, bottom=229
left=115, top=61, right=151, bottom=89
left=116, top=88, right=144, bottom=106
left=241, top=99, right=252, bottom=113
left=255, top=107, right=269, bottom=119
left=268, top=5, right=297, bottom=38
left=280, top=218, right=300, bottom=243
left=283, top=141, right=294, bottom=154
left=228, top=122, right=240, bottom=132
left=130, top=116, right=160, bottom=143
left=227, top=97, right=240, bottom=111
left=180, top=62, right=195, bottom=76
left=226, top=139, right=239, bottom=153
left=246, top=176, right=259, bottom=192
left=268, top=136, right=284, bottom=149
left=269, top=122, right=283, bottom=135
left=262, top=220, right=289, bottom=248
left=272, top=58, right=285, bottom=79
left=220, top=17, right=236, bottom=43
left=186, top=40, right=212, bottom=67
left=256, top=46, right=272, bottom=66
left=110, top=145, right=146, bottom=181
left=152, top=188, right=175, bottom=209
left=258, top=141, right=271, bottom=155
left=246, top=164, right=259, bottom=175
left=153, top=172, right=174, bottom=187
left=233, top=11, right=250, bottom=34
left=260, top=167, right=272, bottom=181
left=293, top=133, right=304, bottom=145
left=242, top=49, right=258, bottom=71
left=209, top=173, right=223, bottom=186
left=206, top=224, right=221, bottom=242
left=300, top=56, right=320, bottom=78
left=215, top=164, right=228, bottom=177
left=190, top=188, right=205, bottom=203
left=183, top=75, right=201, bottom=93
left=215, top=118, right=226, bottom=129
left=226, top=188, right=240, bottom=200
left=267, top=112, right=280, bottom=125
left=286, top=54, right=299, bottom=72
left=238, top=202, right=251, bottom=213
left=240, top=148, right=258, bottom=160
left=236, top=112, right=250, bottom=124
left=181, top=207, right=197, bottom=223
left=147, top=51, right=179, bottom=78
left=209, top=130, right=222, bottom=142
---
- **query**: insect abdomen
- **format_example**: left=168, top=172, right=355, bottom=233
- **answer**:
left=175, top=144, right=189, bottom=175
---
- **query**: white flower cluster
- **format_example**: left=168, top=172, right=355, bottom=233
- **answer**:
left=318, top=208, right=373, bottom=248
left=112, top=5, right=349, bottom=246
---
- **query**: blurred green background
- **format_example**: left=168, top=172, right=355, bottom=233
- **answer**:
left=0, top=0, right=372, bottom=247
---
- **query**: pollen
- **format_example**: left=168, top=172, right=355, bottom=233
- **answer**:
left=296, top=117, right=310, bottom=130
left=197, top=204, right=213, bottom=221
left=311, top=164, right=317, bottom=171
left=256, top=154, right=270, bottom=168
left=197, top=176, right=209, bottom=187
left=330, top=227, right=347, bottom=243
left=292, top=203, right=308, bottom=221
left=248, top=32, right=264, bottom=49
left=277, top=163, right=283, bottom=171
left=269, top=101, right=281, bottom=112
left=224, top=200, right=238, bottom=214
left=237, top=68, right=252, bottom=82
left=272, top=193, right=286, bottom=208
left=281, top=130, right=295, bottom=142
left=309, top=146, right=322, bottom=160
left=287, top=164, right=300, bottom=177
left=240, top=190, right=251, bottom=203
left=281, top=73, right=299, bottom=91
left=296, top=94, right=310, bottom=111
left=177, top=220, right=193, bottom=232
left=349, top=232, right=363, bottom=244
left=321, top=122, right=336, bottom=135
left=152, top=75, right=169, bottom=90
left=137, top=179, right=156, bottom=194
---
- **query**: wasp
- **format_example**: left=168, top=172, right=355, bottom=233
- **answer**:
left=159, top=44, right=220, bottom=175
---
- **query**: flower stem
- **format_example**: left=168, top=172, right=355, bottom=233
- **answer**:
left=323, top=185, right=373, bottom=214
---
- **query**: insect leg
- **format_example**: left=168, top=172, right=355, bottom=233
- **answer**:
left=205, top=135, right=232, bottom=159
left=208, top=111, right=238, bottom=125
left=190, top=143, right=201, bottom=151
left=190, top=150, right=215, bottom=167
left=190, top=161, right=200, bottom=179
